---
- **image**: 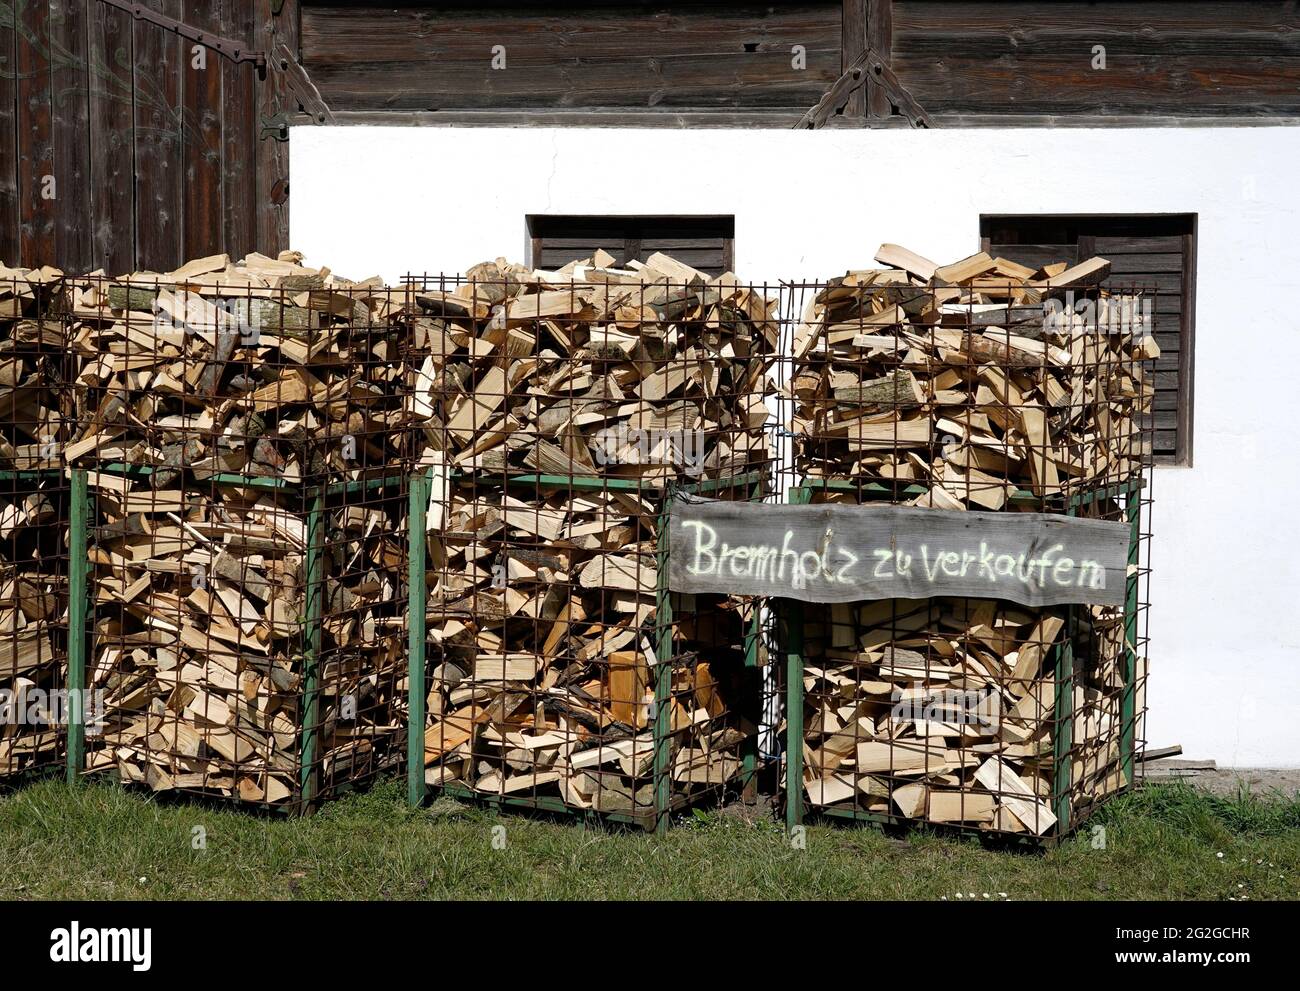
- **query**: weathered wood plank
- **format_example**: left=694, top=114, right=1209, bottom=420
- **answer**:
left=181, top=0, right=225, bottom=261
left=842, top=1, right=867, bottom=118
left=0, top=0, right=19, bottom=261
left=866, top=0, right=892, bottom=118
left=254, top=0, right=294, bottom=256
left=301, top=5, right=843, bottom=64
left=133, top=0, right=185, bottom=271
left=306, top=55, right=840, bottom=111
left=17, top=0, right=55, bottom=265
left=50, top=0, right=92, bottom=274
left=893, top=54, right=1300, bottom=115
left=1093, top=235, right=1186, bottom=254
left=222, top=0, right=257, bottom=263
left=1107, top=253, right=1184, bottom=274
left=894, top=2, right=1300, bottom=57
left=299, top=4, right=841, bottom=111
left=669, top=497, right=1130, bottom=607
left=88, top=0, right=136, bottom=275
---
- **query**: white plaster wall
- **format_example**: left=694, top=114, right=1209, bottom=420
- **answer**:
left=292, top=126, right=1300, bottom=766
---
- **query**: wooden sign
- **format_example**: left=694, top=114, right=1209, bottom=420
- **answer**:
left=668, top=497, right=1130, bottom=607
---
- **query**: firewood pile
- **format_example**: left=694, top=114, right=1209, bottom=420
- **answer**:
left=60, top=251, right=414, bottom=482
left=423, top=474, right=760, bottom=819
left=787, top=245, right=1158, bottom=504
left=1, top=474, right=69, bottom=779
left=2, top=264, right=71, bottom=471
left=407, top=250, right=777, bottom=484
left=79, top=469, right=410, bottom=806
left=409, top=249, right=775, bottom=819
left=50, top=251, right=416, bottom=806
left=799, top=595, right=1137, bottom=835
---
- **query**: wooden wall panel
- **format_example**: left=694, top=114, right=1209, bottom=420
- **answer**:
left=181, top=0, right=224, bottom=261
left=224, top=0, right=257, bottom=258
left=255, top=0, right=294, bottom=257
left=2, top=1, right=1299, bottom=271
left=132, top=0, right=184, bottom=270
left=893, top=1, right=1300, bottom=119
left=299, top=4, right=842, bottom=111
left=87, top=0, right=137, bottom=275
left=17, top=0, right=55, bottom=264
left=50, top=0, right=92, bottom=273
left=0, top=2, right=19, bottom=262
left=2, top=0, right=277, bottom=273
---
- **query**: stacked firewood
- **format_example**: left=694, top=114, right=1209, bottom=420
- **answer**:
left=799, top=595, right=1133, bottom=835
left=2, top=264, right=70, bottom=778
left=424, top=475, right=757, bottom=815
left=50, top=250, right=415, bottom=805
left=0, top=475, right=68, bottom=779
left=407, top=250, right=777, bottom=483
left=789, top=245, right=1158, bottom=503
left=81, top=471, right=409, bottom=805
left=1, top=263, right=70, bottom=470
left=413, top=250, right=771, bottom=816
left=61, top=251, right=414, bottom=481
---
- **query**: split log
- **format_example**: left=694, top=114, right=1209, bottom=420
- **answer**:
left=61, top=251, right=416, bottom=484
left=1, top=263, right=71, bottom=470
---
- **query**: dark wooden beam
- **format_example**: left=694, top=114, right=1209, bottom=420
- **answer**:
left=1178, top=224, right=1197, bottom=467
left=867, top=0, right=893, bottom=118
left=0, top=3, right=16, bottom=264
left=88, top=0, right=137, bottom=275
left=842, top=1, right=868, bottom=118
left=17, top=0, right=55, bottom=266
left=254, top=0, right=296, bottom=258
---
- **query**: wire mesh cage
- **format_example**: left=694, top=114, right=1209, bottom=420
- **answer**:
left=60, top=266, right=418, bottom=809
left=404, top=259, right=779, bottom=826
left=1, top=268, right=72, bottom=781
left=775, top=266, right=1155, bottom=841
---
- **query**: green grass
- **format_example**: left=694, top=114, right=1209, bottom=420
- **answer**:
left=1, top=779, right=1297, bottom=900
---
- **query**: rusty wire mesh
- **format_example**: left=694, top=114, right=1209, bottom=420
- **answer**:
left=403, top=265, right=779, bottom=825
left=1, top=270, right=71, bottom=780
left=773, top=274, right=1155, bottom=839
left=61, top=273, right=417, bottom=809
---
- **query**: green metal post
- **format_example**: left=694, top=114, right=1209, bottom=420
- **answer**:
left=653, top=491, right=674, bottom=834
left=739, top=475, right=763, bottom=803
left=66, top=469, right=88, bottom=784
left=1050, top=630, right=1075, bottom=832
left=1120, top=479, right=1142, bottom=786
left=784, top=485, right=813, bottom=832
left=407, top=470, right=431, bottom=808
left=783, top=603, right=804, bottom=833
left=299, top=490, right=325, bottom=812
left=740, top=604, right=761, bottom=803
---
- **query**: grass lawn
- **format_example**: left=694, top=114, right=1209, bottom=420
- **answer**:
left=2, top=778, right=1297, bottom=900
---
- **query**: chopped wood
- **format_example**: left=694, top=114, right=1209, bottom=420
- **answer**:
left=423, top=470, right=758, bottom=815
left=790, top=244, right=1155, bottom=503
left=800, top=595, right=1131, bottom=835
left=410, top=253, right=777, bottom=482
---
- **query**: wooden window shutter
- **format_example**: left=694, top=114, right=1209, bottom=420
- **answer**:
left=527, top=215, right=735, bottom=277
left=981, top=214, right=1196, bottom=466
